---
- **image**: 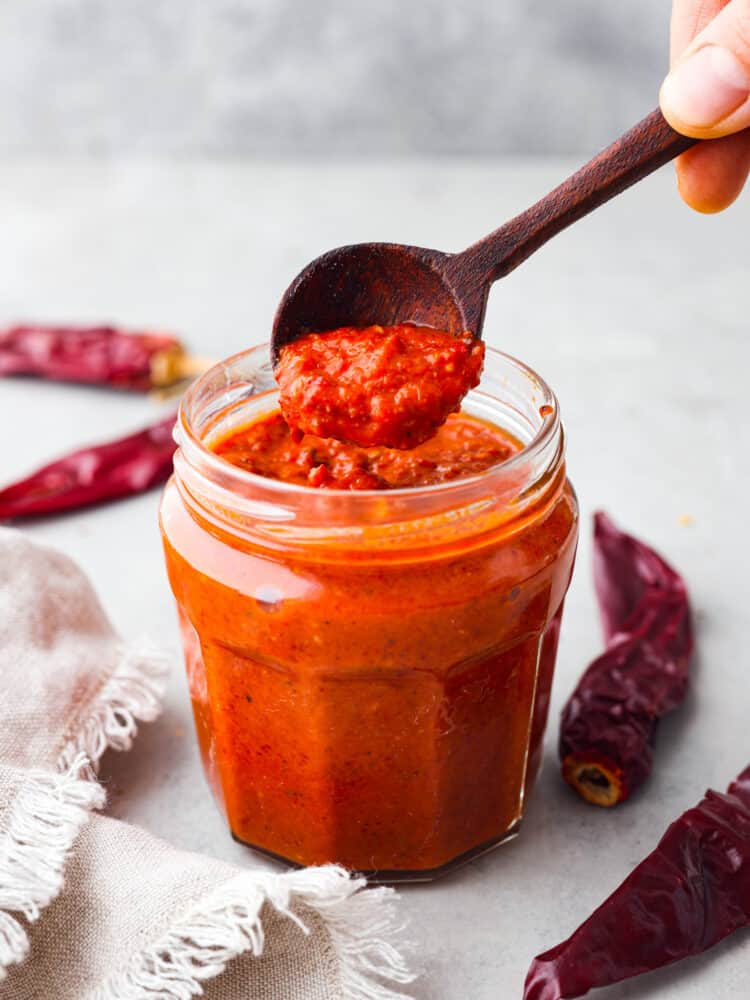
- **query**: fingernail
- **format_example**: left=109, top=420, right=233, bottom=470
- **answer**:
left=661, top=46, right=750, bottom=127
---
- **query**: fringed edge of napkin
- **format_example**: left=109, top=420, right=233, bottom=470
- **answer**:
left=0, top=639, right=169, bottom=978
left=0, top=754, right=104, bottom=979
left=96, top=865, right=415, bottom=1000
left=58, top=641, right=169, bottom=774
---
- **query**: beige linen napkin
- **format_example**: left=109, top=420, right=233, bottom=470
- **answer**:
left=0, top=528, right=413, bottom=999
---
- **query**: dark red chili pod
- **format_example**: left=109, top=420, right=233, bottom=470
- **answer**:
left=0, top=324, right=202, bottom=390
left=559, top=513, right=693, bottom=806
left=0, top=414, right=177, bottom=521
left=524, top=764, right=750, bottom=999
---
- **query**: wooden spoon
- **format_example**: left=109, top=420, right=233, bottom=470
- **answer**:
left=271, top=109, right=697, bottom=362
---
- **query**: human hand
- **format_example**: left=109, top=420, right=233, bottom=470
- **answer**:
left=660, top=0, right=750, bottom=211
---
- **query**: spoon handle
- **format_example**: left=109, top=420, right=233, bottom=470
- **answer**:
left=459, top=109, right=698, bottom=283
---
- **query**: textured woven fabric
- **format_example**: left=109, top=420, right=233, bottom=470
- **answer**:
left=0, top=527, right=166, bottom=772
left=0, top=528, right=412, bottom=999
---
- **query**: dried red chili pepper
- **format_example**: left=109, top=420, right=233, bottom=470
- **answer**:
left=560, top=512, right=693, bottom=806
left=0, top=324, right=203, bottom=390
left=0, top=414, right=177, bottom=521
left=524, top=764, right=750, bottom=999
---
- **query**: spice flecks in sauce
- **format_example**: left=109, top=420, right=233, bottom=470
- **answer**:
left=214, top=410, right=519, bottom=490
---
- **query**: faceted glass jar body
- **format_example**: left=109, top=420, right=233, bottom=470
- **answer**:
left=160, top=344, right=578, bottom=881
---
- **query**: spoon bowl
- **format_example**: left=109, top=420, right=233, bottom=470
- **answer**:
left=271, top=242, right=483, bottom=363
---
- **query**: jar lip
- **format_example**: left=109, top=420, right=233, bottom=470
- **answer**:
left=177, top=342, right=561, bottom=501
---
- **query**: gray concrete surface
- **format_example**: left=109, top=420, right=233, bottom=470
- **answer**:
left=1, top=0, right=671, bottom=155
left=0, top=158, right=748, bottom=998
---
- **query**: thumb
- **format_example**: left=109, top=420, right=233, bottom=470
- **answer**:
left=660, top=0, right=750, bottom=138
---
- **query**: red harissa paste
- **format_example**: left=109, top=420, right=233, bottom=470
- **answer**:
left=215, top=411, right=518, bottom=490
left=161, top=335, right=579, bottom=876
left=275, top=323, right=485, bottom=449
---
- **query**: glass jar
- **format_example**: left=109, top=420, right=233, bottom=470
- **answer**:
left=160, top=343, right=578, bottom=881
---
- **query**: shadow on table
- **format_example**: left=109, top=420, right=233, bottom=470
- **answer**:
left=97, top=701, right=191, bottom=817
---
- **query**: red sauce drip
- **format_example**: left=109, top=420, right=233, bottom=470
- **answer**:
left=214, top=411, right=520, bottom=491
left=275, top=324, right=485, bottom=450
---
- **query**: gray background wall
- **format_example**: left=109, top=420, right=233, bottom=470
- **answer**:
left=1, top=0, right=671, bottom=156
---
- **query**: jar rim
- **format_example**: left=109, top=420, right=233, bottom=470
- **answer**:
left=177, top=341, right=561, bottom=504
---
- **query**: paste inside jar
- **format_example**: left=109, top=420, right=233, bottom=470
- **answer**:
left=214, top=410, right=520, bottom=490
left=161, top=347, right=579, bottom=876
